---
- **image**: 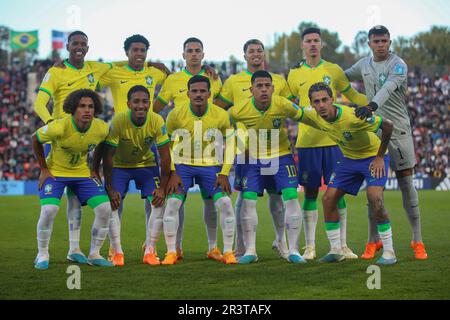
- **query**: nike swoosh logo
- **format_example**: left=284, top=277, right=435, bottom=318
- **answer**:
left=399, top=162, right=406, bottom=166
left=299, top=82, right=306, bottom=86
left=61, top=146, right=70, bottom=150
left=68, top=82, right=75, bottom=86
left=179, top=89, right=187, bottom=93
left=363, top=73, right=370, bottom=76
left=120, top=80, right=128, bottom=84
left=242, top=88, right=250, bottom=91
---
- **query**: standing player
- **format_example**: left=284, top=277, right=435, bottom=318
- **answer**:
left=298, top=82, right=396, bottom=265
left=32, top=89, right=113, bottom=269
left=153, top=38, right=223, bottom=261
left=345, top=25, right=427, bottom=260
left=95, top=85, right=171, bottom=266
left=99, top=34, right=168, bottom=114
left=215, top=39, right=292, bottom=260
left=97, top=34, right=168, bottom=260
left=287, top=28, right=368, bottom=260
left=228, top=71, right=305, bottom=264
left=161, top=75, right=237, bottom=265
left=33, top=31, right=113, bottom=264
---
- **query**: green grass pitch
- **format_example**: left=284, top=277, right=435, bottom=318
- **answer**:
left=0, top=191, right=449, bottom=300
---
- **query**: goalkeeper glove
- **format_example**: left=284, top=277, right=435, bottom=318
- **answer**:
left=355, top=102, right=378, bottom=119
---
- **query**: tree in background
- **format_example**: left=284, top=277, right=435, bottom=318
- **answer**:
left=268, top=24, right=449, bottom=76
left=267, top=22, right=353, bottom=73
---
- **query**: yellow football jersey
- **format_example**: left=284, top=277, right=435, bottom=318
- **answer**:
left=166, top=103, right=233, bottom=167
left=99, top=64, right=167, bottom=114
left=36, top=116, right=109, bottom=177
left=156, top=68, right=222, bottom=108
left=228, top=96, right=302, bottom=159
left=298, top=104, right=383, bottom=159
left=287, top=59, right=368, bottom=148
left=218, top=69, right=293, bottom=106
left=105, top=110, right=169, bottom=168
left=36, top=60, right=112, bottom=122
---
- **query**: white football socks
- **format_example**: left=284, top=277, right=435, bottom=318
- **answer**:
left=66, top=194, right=82, bottom=253
left=234, top=191, right=245, bottom=255
left=203, top=198, right=218, bottom=251
left=163, top=198, right=182, bottom=253
left=108, top=210, right=123, bottom=254
left=36, top=204, right=59, bottom=260
left=284, top=199, right=302, bottom=255
left=215, top=196, right=235, bottom=253
left=268, top=193, right=287, bottom=246
left=89, top=202, right=112, bottom=259
left=146, top=204, right=164, bottom=254
left=241, top=198, right=258, bottom=256
left=176, top=204, right=185, bottom=252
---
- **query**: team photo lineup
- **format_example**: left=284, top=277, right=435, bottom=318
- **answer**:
left=28, top=23, right=430, bottom=272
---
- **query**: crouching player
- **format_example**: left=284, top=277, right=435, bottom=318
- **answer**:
left=228, top=70, right=305, bottom=264
left=95, top=85, right=171, bottom=266
left=300, top=82, right=397, bottom=265
left=161, top=75, right=237, bottom=265
left=32, top=89, right=113, bottom=269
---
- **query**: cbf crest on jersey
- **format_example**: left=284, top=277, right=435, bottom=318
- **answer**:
left=87, top=144, right=96, bottom=152
left=323, top=75, right=331, bottom=85
left=144, top=136, right=153, bottom=145
left=146, top=76, right=153, bottom=86
left=343, top=131, right=353, bottom=141
left=378, top=73, right=387, bottom=87
left=87, top=73, right=95, bottom=84
left=272, top=118, right=282, bottom=129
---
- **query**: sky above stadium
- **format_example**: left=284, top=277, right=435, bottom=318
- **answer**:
left=1, top=0, right=449, bottom=63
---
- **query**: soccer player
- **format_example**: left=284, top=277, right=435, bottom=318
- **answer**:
left=33, top=31, right=113, bottom=264
left=97, top=34, right=168, bottom=260
left=32, top=89, right=113, bottom=269
left=99, top=34, right=168, bottom=114
left=228, top=70, right=305, bottom=264
left=215, top=39, right=293, bottom=260
left=345, top=25, right=427, bottom=260
left=95, top=85, right=171, bottom=266
left=161, top=75, right=237, bottom=265
left=298, top=82, right=396, bottom=265
left=153, top=37, right=223, bottom=261
left=287, top=28, right=369, bottom=260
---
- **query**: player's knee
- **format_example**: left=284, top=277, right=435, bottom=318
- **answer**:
left=41, top=204, right=59, bottom=222
left=216, top=196, right=234, bottom=214
left=322, top=192, right=337, bottom=209
left=94, top=202, right=112, bottom=221
left=165, top=198, right=182, bottom=217
left=367, top=194, right=383, bottom=213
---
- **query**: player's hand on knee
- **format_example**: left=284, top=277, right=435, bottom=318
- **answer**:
left=369, top=156, right=385, bottom=179
left=38, top=168, right=55, bottom=190
left=214, top=174, right=231, bottom=196
left=107, top=189, right=121, bottom=211
left=166, top=172, right=183, bottom=196
left=152, top=188, right=165, bottom=207
left=202, top=64, right=219, bottom=80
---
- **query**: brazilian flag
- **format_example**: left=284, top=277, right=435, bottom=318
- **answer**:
left=10, top=30, right=39, bottom=50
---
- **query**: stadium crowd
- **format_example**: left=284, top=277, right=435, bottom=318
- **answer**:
left=0, top=60, right=448, bottom=181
